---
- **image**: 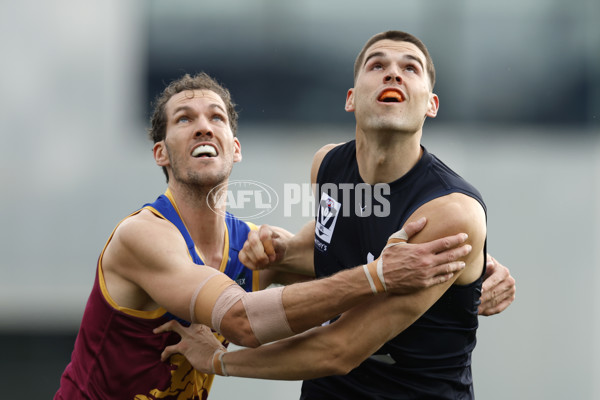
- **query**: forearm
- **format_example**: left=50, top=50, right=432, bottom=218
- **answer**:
left=223, top=328, right=341, bottom=380
left=219, top=206, right=478, bottom=346
left=161, top=283, right=446, bottom=379
left=282, top=265, right=373, bottom=333
left=221, top=295, right=415, bottom=380
left=217, top=263, right=374, bottom=347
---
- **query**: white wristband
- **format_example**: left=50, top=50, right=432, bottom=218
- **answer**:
left=219, top=351, right=229, bottom=377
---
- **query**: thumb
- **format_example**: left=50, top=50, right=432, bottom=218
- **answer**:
left=161, top=344, right=180, bottom=362
left=263, top=237, right=276, bottom=259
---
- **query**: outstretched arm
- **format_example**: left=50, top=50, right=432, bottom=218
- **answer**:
left=106, top=209, right=470, bottom=349
left=156, top=193, right=487, bottom=378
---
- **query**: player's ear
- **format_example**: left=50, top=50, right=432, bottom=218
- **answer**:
left=154, top=141, right=170, bottom=167
left=345, top=88, right=355, bottom=112
left=233, top=137, right=242, bottom=163
left=426, top=93, right=439, bottom=118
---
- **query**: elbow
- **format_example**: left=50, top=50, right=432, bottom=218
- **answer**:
left=224, top=322, right=260, bottom=348
left=235, top=334, right=261, bottom=349
left=236, top=325, right=261, bottom=348
left=313, top=337, right=365, bottom=376
left=326, top=350, right=364, bottom=376
left=219, top=307, right=261, bottom=348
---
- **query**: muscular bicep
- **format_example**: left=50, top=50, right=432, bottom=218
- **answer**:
left=405, top=193, right=487, bottom=285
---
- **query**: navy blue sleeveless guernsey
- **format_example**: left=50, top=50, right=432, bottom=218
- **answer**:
left=303, top=141, right=487, bottom=400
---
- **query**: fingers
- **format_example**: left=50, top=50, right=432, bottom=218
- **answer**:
left=401, top=217, right=426, bottom=239
left=154, top=320, right=186, bottom=362
left=262, top=237, right=276, bottom=261
left=480, top=276, right=516, bottom=309
left=153, top=319, right=184, bottom=336
left=429, top=241, right=472, bottom=267
left=427, top=261, right=466, bottom=285
left=425, top=232, right=470, bottom=255
left=259, top=226, right=277, bottom=262
left=439, top=261, right=467, bottom=278
left=479, top=291, right=515, bottom=316
left=240, top=230, right=270, bottom=269
left=239, top=225, right=279, bottom=269
left=479, top=256, right=516, bottom=316
left=160, top=344, right=180, bottom=362
left=481, top=258, right=514, bottom=300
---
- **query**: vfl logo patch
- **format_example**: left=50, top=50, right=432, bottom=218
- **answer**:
left=315, top=192, right=341, bottom=246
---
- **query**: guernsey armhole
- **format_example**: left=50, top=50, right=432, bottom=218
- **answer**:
left=218, top=221, right=230, bottom=273
left=98, top=209, right=167, bottom=319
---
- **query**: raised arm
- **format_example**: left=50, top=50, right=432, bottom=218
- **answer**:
left=156, top=192, right=487, bottom=379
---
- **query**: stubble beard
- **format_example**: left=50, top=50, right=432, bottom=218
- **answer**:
left=170, top=155, right=234, bottom=208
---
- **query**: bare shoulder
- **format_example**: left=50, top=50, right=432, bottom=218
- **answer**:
left=418, top=193, right=485, bottom=235
left=105, top=209, right=189, bottom=277
left=310, top=142, right=346, bottom=185
left=408, top=193, right=487, bottom=284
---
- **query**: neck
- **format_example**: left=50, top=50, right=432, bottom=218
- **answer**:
left=355, top=128, right=423, bottom=184
left=167, top=181, right=227, bottom=268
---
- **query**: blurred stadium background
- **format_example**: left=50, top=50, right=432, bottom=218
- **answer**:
left=0, top=0, right=598, bottom=398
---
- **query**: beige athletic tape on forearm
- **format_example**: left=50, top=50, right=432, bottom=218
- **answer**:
left=364, top=227, right=409, bottom=294
left=209, top=284, right=293, bottom=345
left=387, top=228, right=409, bottom=243
left=363, top=263, right=385, bottom=293
left=190, top=272, right=238, bottom=325
left=211, top=284, right=246, bottom=333
left=242, top=286, right=293, bottom=344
